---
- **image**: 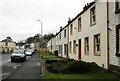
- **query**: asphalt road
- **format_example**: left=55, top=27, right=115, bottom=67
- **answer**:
left=2, top=53, right=11, bottom=65
left=1, top=53, right=32, bottom=80
left=4, top=51, right=42, bottom=80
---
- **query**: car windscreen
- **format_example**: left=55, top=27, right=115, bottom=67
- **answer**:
left=26, top=50, right=31, bottom=52
left=14, top=50, right=24, bottom=54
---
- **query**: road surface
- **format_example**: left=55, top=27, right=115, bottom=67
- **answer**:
left=2, top=51, right=42, bottom=80
left=1, top=53, right=32, bottom=80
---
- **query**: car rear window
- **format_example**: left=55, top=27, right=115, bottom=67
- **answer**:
left=14, top=50, right=24, bottom=54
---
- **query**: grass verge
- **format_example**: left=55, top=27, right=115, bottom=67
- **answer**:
left=41, top=52, right=120, bottom=80
left=42, top=73, right=120, bottom=79
left=41, top=52, right=59, bottom=59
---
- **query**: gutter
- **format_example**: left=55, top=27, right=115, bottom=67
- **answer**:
left=107, top=0, right=110, bottom=70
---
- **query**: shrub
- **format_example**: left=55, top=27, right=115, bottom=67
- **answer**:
left=45, top=60, right=107, bottom=74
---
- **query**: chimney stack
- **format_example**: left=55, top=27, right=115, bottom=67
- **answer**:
left=68, top=17, right=71, bottom=24
left=7, top=37, right=12, bottom=40
left=60, top=26, right=62, bottom=31
left=83, top=3, right=89, bottom=10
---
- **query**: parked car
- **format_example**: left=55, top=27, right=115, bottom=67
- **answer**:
left=25, top=50, right=33, bottom=56
left=11, top=50, right=26, bottom=62
left=31, top=48, right=36, bottom=54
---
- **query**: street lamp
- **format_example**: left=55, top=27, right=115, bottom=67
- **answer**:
left=37, top=20, right=43, bottom=52
left=37, top=20, right=44, bottom=75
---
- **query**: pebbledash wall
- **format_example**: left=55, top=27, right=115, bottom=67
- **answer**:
left=46, top=0, right=113, bottom=69
left=108, top=0, right=120, bottom=73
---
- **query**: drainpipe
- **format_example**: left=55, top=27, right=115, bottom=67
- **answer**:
left=107, top=0, right=110, bottom=70
left=67, top=26, right=69, bottom=58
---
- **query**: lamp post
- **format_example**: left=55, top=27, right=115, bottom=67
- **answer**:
left=37, top=19, right=44, bottom=75
left=37, top=20, right=43, bottom=52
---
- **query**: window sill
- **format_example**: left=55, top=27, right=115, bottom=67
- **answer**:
left=115, top=9, right=120, bottom=14
left=78, top=29, right=82, bottom=32
left=64, top=37, right=66, bottom=39
left=85, top=53, right=89, bottom=55
left=94, top=52, right=101, bottom=56
left=90, top=22, right=96, bottom=27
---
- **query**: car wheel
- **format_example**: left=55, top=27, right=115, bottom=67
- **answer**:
left=11, top=59, right=14, bottom=62
left=24, top=58, right=26, bottom=61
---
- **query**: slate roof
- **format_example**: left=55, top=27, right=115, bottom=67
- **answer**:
left=1, top=38, right=14, bottom=43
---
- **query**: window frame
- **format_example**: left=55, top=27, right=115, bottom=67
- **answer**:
left=59, top=33, right=61, bottom=40
left=90, top=6, right=96, bottom=26
left=70, top=24, right=73, bottom=35
left=69, top=42, right=72, bottom=53
left=78, top=17, right=81, bottom=32
left=115, top=0, right=120, bottom=14
left=116, top=24, right=120, bottom=56
left=73, top=40, right=76, bottom=54
left=94, top=34, right=101, bottom=56
left=6, top=42, right=8, bottom=46
left=64, top=29, right=67, bottom=38
left=85, top=37, right=89, bottom=55
left=59, top=45, right=62, bottom=55
left=64, top=44, right=67, bottom=56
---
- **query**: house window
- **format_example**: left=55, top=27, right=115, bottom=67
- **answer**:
left=59, top=45, right=62, bottom=55
left=6, top=43, right=8, bottom=46
left=73, top=40, right=76, bottom=54
left=85, top=37, right=89, bottom=54
left=94, top=34, right=100, bottom=55
left=64, top=44, right=67, bottom=56
left=59, top=33, right=61, bottom=40
left=70, top=24, right=73, bottom=35
left=64, top=29, right=66, bottom=38
left=116, top=25, right=120, bottom=56
left=90, top=6, right=96, bottom=26
left=78, top=17, right=81, bottom=32
left=116, top=0, right=120, bottom=14
left=69, top=42, right=72, bottom=53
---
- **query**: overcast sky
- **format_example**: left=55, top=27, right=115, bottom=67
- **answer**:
left=0, top=0, right=94, bottom=42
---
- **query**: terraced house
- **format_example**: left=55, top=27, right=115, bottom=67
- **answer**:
left=47, top=0, right=120, bottom=73
left=108, top=0, right=120, bottom=73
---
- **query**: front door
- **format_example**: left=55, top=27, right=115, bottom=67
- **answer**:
left=79, top=39, right=81, bottom=59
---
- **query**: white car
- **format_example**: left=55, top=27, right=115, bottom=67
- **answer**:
left=25, top=50, right=32, bottom=56
left=31, top=48, right=36, bottom=54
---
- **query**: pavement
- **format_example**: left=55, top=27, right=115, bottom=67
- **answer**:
left=2, top=51, right=42, bottom=81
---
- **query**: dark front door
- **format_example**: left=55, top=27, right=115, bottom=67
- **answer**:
left=79, top=39, right=81, bottom=59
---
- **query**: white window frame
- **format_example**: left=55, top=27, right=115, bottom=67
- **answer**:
left=90, top=6, right=96, bottom=26
left=94, top=34, right=101, bottom=55
left=78, top=17, right=81, bottom=32
left=73, top=40, right=76, bottom=54
left=70, top=24, right=73, bottom=35
left=85, top=37, right=89, bottom=54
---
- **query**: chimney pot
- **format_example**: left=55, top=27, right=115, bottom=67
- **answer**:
left=60, top=26, right=62, bottom=31
left=68, top=17, right=71, bottom=24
